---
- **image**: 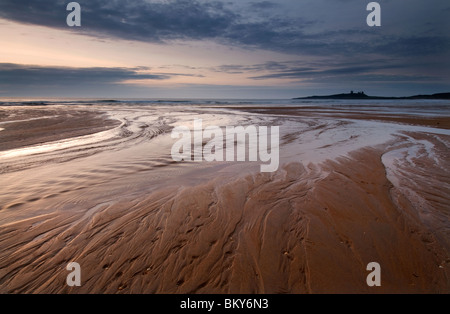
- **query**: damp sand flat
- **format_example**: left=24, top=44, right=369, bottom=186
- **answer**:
left=0, top=101, right=449, bottom=293
left=0, top=106, right=120, bottom=152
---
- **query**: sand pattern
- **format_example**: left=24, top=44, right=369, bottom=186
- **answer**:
left=0, top=101, right=449, bottom=293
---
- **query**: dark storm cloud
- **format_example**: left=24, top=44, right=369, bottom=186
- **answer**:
left=0, top=63, right=177, bottom=87
left=1, top=0, right=448, bottom=57
left=248, top=1, right=280, bottom=10
left=374, top=36, right=450, bottom=57
left=0, top=0, right=237, bottom=42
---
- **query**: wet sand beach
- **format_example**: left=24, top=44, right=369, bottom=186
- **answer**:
left=228, top=105, right=450, bottom=130
left=0, top=107, right=120, bottom=151
left=0, top=100, right=449, bottom=293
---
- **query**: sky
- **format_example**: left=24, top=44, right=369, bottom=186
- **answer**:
left=0, top=0, right=449, bottom=99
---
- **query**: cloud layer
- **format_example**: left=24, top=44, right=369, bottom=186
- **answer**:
left=0, top=63, right=169, bottom=85
left=0, top=63, right=201, bottom=96
left=1, top=0, right=449, bottom=57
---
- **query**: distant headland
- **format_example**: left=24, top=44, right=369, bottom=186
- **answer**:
left=294, top=91, right=450, bottom=100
